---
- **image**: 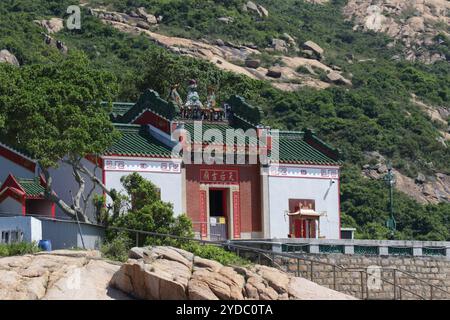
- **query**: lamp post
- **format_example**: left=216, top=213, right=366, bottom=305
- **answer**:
left=384, top=162, right=396, bottom=238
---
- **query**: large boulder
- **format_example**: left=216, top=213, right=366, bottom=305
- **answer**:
left=193, top=256, right=223, bottom=272
left=257, top=5, right=269, bottom=18
left=244, top=1, right=259, bottom=13
left=252, top=265, right=290, bottom=294
left=136, top=7, right=158, bottom=24
left=0, top=250, right=127, bottom=300
left=303, top=40, right=324, bottom=58
left=188, top=279, right=219, bottom=300
left=110, top=246, right=358, bottom=300
left=326, top=71, right=352, bottom=86
left=288, top=277, right=356, bottom=300
left=217, top=17, right=234, bottom=24
left=245, top=275, right=279, bottom=300
left=282, top=33, right=296, bottom=46
left=243, top=1, right=269, bottom=18
left=136, top=21, right=150, bottom=30
left=266, top=68, right=282, bottom=79
left=245, top=59, right=261, bottom=69
left=36, top=18, right=64, bottom=34
left=0, top=49, right=19, bottom=66
left=272, top=38, right=288, bottom=53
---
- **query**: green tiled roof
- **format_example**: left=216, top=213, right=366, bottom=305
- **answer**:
left=112, top=102, right=135, bottom=117
left=274, top=132, right=340, bottom=165
left=116, top=90, right=177, bottom=124
left=183, top=121, right=258, bottom=146
left=106, top=124, right=174, bottom=158
left=16, top=177, right=45, bottom=197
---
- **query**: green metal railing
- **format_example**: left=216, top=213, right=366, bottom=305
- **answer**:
left=319, top=244, right=344, bottom=254
left=354, top=245, right=379, bottom=255
left=388, top=246, right=413, bottom=256
left=423, top=247, right=446, bottom=257
left=282, top=243, right=309, bottom=253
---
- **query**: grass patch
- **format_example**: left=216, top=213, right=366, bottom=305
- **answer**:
left=0, top=242, right=40, bottom=257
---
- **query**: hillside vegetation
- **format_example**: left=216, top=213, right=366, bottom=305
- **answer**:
left=0, top=0, right=449, bottom=240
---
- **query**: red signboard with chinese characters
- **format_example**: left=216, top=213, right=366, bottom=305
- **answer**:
left=200, top=169, right=239, bottom=185
left=232, top=191, right=241, bottom=239
left=199, top=190, right=208, bottom=239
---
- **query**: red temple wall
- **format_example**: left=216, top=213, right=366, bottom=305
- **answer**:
left=185, top=164, right=262, bottom=235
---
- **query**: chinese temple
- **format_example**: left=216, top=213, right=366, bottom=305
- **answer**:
left=0, top=87, right=342, bottom=240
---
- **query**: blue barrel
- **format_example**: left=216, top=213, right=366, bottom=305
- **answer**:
left=38, top=240, right=52, bottom=252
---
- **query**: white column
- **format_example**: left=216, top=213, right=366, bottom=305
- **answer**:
left=260, top=166, right=270, bottom=239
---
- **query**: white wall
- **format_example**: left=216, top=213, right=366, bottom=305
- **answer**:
left=0, top=197, right=23, bottom=215
left=104, top=158, right=183, bottom=215
left=0, top=216, right=42, bottom=243
left=267, top=165, right=340, bottom=239
left=47, top=158, right=103, bottom=222
left=0, top=155, right=35, bottom=185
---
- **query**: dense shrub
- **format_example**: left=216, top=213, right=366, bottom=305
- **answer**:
left=100, top=232, right=131, bottom=262
left=0, top=242, right=40, bottom=257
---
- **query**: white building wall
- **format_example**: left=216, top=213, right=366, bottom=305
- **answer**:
left=0, top=216, right=42, bottom=243
left=0, top=197, right=23, bottom=215
left=0, top=155, right=36, bottom=185
left=103, top=157, right=183, bottom=215
left=266, top=165, right=340, bottom=240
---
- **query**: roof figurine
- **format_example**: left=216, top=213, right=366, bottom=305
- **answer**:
left=168, top=83, right=183, bottom=113
left=184, top=79, right=204, bottom=119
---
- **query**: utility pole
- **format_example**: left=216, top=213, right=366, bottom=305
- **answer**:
left=384, top=162, right=396, bottom=238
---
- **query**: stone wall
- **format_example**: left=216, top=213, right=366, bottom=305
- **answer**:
left=270, top=254, right=450, bottom=300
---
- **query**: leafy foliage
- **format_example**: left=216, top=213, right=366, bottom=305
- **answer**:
left=100, top=232, right=131, bottom=262
left=105, top=173, right=194, bottom=245
left=181, top=242, right=249, bottom=266
left=0, top=53, right=119, bottom=168
left=0, top=242, right=40, bottom=257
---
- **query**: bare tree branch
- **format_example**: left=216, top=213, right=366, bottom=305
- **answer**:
left=41, top=166, right=85, bottom=221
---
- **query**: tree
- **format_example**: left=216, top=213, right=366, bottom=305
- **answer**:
left=0, top=52, right=119, bottom=222
left=105, top=173, right=193, bottom=246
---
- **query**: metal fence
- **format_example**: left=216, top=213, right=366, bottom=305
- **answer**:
left=0, top=213, right=104, bottom=250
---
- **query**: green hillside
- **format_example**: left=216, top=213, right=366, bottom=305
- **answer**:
left=0, top=0, right=449, bottom=240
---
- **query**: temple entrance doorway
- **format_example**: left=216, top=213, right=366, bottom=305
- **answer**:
left=209, top=188, right=229, bottom=240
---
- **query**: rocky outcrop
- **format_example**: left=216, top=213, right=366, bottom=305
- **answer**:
left=0, top=50, right=19, bottom=66
left=0, top=250, right=129, bottom=300
left=343, top=0, right=450, bottom=64
left=99, top=19, right=351, bottom=91
left=326, top=70, right=352, bottom=86
left=303, top=41, right=324, bottom=59
left=243, top=1, right=269, bottom=18
left=136, top=7, right=158, bottom=25
left=362, top=151, right=450, bottom=204
left=84, top=5, right=351, bottom=92
left=245, top=59, right=261, bottom=69
left=35, top=18, right=64, bottom=34
left=272, top=38, right=289, bottom=53
left=110, top=246, right=357, bottom=300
